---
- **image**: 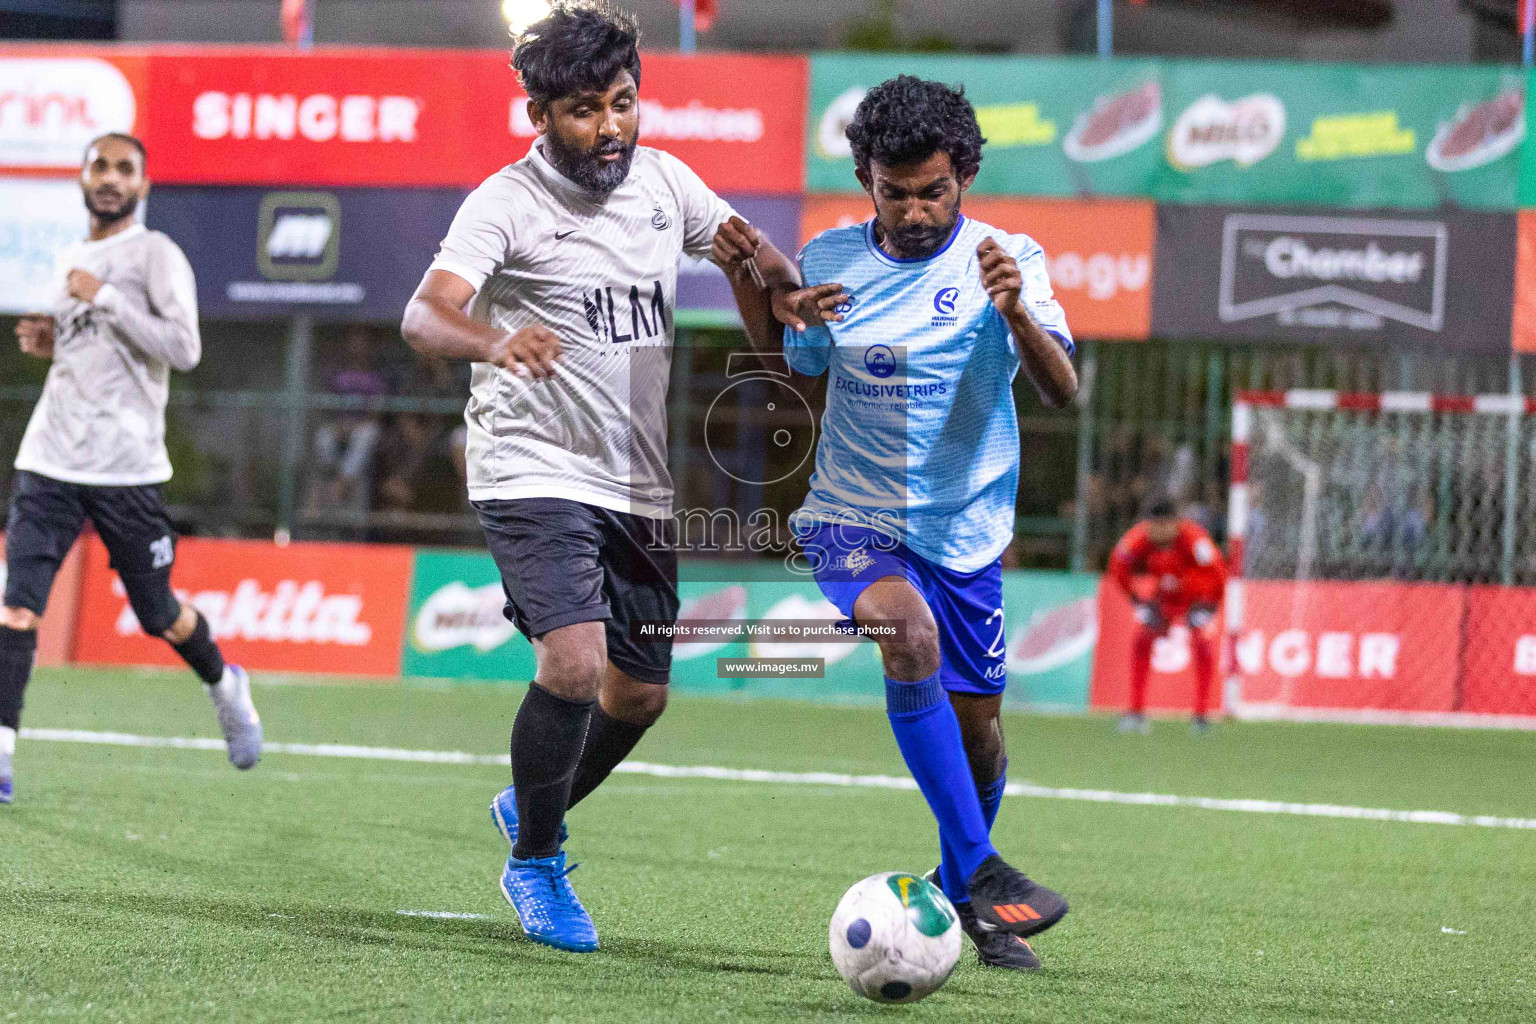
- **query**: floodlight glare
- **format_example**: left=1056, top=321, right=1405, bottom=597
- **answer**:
left=501, top=0, right=552, bottom=33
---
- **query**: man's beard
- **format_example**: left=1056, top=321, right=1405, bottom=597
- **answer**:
left=83, top=188, right=139, bottom=225
left=882, top=202, right=961, bottom=260
left=543, top=130, right=638, bottom=195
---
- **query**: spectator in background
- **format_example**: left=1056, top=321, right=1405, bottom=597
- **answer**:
left=1108, top=498, right=1228, bottom=735
left=307, top=326, right=388, bottom=518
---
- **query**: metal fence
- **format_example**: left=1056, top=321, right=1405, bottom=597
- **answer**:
left=1, top=313, right=1526, bottom=571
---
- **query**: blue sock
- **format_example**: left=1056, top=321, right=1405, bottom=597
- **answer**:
left=939, top=759, right=1008, bottom=905
left=886, top=674, right=996, bottom=896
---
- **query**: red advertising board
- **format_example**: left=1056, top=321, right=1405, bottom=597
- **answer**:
left=801, top=196, right=1155, bottom=341
left=72, top=536, right=411, bottom=677
left=1090, top=578, right=1225, bottom=713
left=0, top=48, right=150, bottom=176
left=1462, top=586, right=1536, bottom=716
left=1230, top=580, right=1463, bottom=713
left=136, top=47, right=805, bottom=193
left=1092, top=578, right=1465, bottom=715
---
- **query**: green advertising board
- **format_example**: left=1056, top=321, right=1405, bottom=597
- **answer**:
left=808, top=55, right=1524, bottom=211
left=403, top=549, right=1099, bottom=712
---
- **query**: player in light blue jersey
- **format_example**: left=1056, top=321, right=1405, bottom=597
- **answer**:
left=717, top=76, right=1078, bottom=972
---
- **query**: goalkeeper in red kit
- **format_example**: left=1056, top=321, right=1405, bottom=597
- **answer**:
left=1108, top=499, right=1228, bottom=734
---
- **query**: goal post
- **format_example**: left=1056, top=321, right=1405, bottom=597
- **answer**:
left=1225, top=389, right=1536, bottom=729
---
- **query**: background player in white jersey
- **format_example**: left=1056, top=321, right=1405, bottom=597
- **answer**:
left=401, top=2, right=798, bottom=953
left=2, top=134, right=263, bottom=804
left=723, top=76, right=1079, bottom=971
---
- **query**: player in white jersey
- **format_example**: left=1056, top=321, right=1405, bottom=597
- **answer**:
left=729, top=77, right=1079, bottom=971
left=2, top=134, right=263, bottom=805
left=401, top=2, right=798, bottom=953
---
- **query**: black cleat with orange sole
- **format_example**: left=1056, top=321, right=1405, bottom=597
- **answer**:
left=965, top=854, right=1069, bottom=938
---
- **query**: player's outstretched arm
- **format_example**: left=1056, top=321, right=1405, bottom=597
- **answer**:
left=402, top=270, right=561, bottom=378
left=16, top=315, right=55, bottom=361
left=712, top=216, right=802, bottom=354
left=978, top=238, right=1077, bottom=409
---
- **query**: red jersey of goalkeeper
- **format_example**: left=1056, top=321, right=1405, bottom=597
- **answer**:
left=1109, top=519, right=1227, bottom=618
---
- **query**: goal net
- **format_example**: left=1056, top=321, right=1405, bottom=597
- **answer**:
left=1226, top=389, right=1536, bottom=728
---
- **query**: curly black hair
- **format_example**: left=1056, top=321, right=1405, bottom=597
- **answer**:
left=512, top=1, right=642, bottom=105
left=845, top=75, right=986, bottom=181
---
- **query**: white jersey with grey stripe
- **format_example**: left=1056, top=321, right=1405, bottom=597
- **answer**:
left=15, top=224, right=201, bottom=487
left=430, top=143, right=735, bottom=518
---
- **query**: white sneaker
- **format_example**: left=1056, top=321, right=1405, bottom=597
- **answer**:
left=207, top=665, right=262, bottom=770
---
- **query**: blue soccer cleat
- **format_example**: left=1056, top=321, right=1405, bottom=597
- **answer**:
left=499, top=851, right=599, bottom=952
left=0, top=773, right=11, bottom=805
left=490, top=785, right=566, bottom=851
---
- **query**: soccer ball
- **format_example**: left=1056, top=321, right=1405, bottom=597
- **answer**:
left=828, top=872, right=962, bottom=1004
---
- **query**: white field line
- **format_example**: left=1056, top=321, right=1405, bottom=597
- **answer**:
left=396, top=910, right=492, bottom=920
left=19, top=727, right=1536, bottom=833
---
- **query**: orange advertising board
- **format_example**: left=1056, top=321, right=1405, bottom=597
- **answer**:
left=0, top=533, right=83, bottom=667
left=800, top=196, right=1155, bottom=340
left=1514, top=210, right=1536, bottom=352
left=72, top=536, right=412, bottom=677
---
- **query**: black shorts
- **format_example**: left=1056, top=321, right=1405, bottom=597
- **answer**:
left=5, top=470, right=182, bottom=633
left=473, top=496, right=678, bottom=685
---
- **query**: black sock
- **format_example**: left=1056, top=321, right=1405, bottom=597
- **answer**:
left=510, top=682, right=594, bottom=861
left=170, top=612, right=225, bottom=685
left=566, top=707, right=649, bottom=810
left=0, top=626, right=38, bottom=732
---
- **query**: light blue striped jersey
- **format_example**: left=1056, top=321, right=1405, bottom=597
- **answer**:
left=785, top=215, right=1073, bottom=573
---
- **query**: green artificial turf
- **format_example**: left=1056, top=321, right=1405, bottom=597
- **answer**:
left=1, top=666, right=1533, bottom=1023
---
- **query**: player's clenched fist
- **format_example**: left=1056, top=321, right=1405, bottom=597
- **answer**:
left=486, top=325, right=562, bottom=379
left=66, top=268, right=104, bottom=304
left=771, top=282, right=851, bottom=334
left=16, top=314, right=55, bottom=360
left=977, top=237, right=1023, bottom=317
left=711, top=215, right=764, bottom=281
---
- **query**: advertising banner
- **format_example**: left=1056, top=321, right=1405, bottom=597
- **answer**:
left=1154, top=62, right=1522, bottom=211
left=808, top=54, right=1163, bottom=199
left=147, top=185, right=795, bottom=320
left=1090, top=578, right=1226, bottom=714
left=676, top=195, right=802, bottom=314
left=0, top=534, right=83, bottom=668
left=138, top=48, right=805, bottom=194
left=146, top=185, right=468, bottom=321
left=1150, top=204, right=1516, bottom=352
left=1230, top=580, right=1462, bottom=714
left=73, top=536, right=412, bottom=677
left=0, top=50, right=149, bottom=175
left=1461, top=586, right=1536, bottom=717
left=0, top=178, right=90, bottom=314
left=800, top=196, right=1154, bottom=340
left=405, top=549, right=1097, bottom=710
left=807, top=55, right=1522, bottom=210
left=1512, top=210, right=1536, bottom=353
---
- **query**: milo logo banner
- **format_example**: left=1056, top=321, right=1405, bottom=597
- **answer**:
left=807, top=55, right=1523, bottom=211
left=404, top=549, right=1099, bottom=711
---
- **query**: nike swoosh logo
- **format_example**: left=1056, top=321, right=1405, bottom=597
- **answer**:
left=555, top=230, right=577, bottom=240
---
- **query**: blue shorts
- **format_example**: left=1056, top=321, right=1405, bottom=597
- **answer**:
left=798, top=523, right=1007, bottom=696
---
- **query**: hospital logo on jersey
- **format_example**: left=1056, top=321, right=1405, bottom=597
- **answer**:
left=864, top=344, right=897, bottom=378
left=583, top=281, right=670, bottom=344
left=834, top=294, right=855, bottom=316
left=651, top=205, right=671, bottom=231
left=842, top=546, right=876, bottom=576
left=932, top=286, right=961, bottom=326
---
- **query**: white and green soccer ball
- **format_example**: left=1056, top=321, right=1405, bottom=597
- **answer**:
left=828, top=872, right=963, bottom=1004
